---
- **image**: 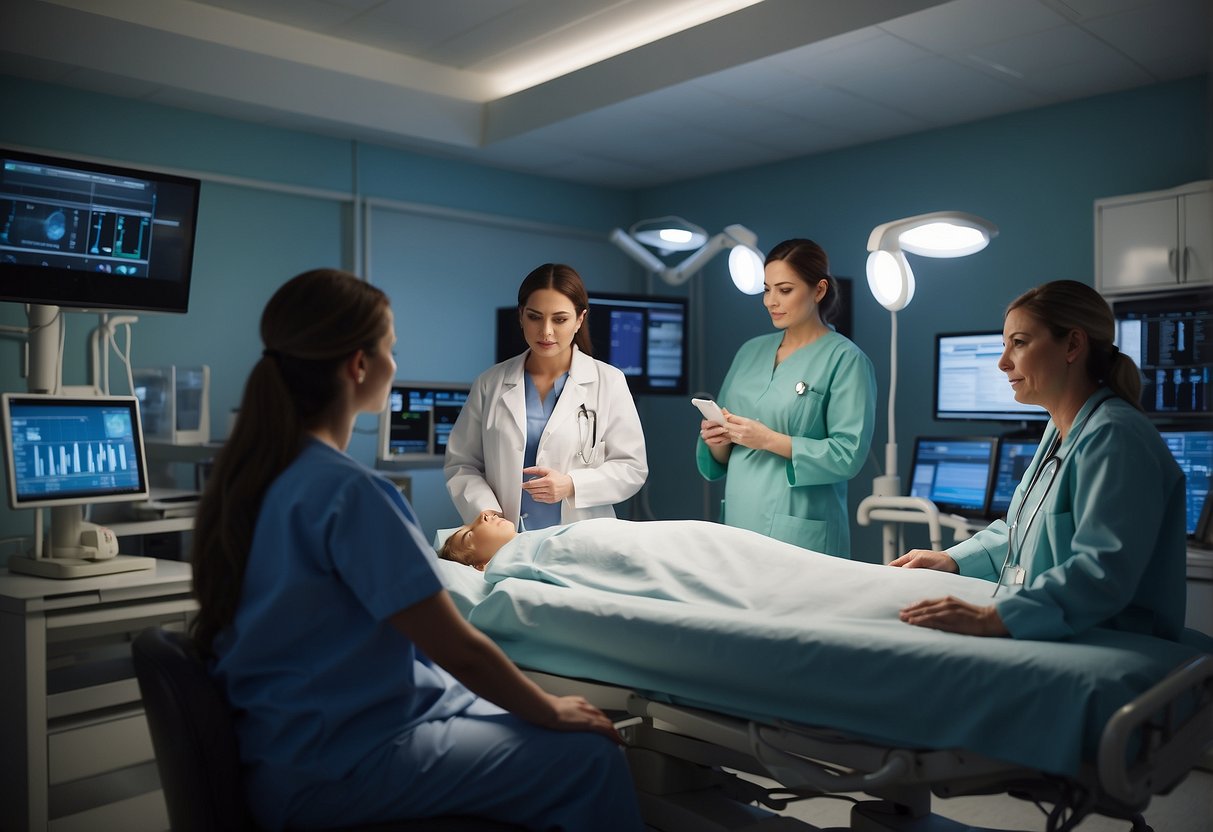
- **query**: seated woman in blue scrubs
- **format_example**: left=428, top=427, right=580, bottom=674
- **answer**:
left=696, top=238, right=876, bottom=558
left=894, top=280, right=1187, bottom=641
left=190, top=269, right=642, bottom=831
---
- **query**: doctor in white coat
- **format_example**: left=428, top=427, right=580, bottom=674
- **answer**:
left=445, top=263, right=648, bottom=530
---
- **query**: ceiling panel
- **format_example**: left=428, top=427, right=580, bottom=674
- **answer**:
left=0, top=0, right=1205, bottom=188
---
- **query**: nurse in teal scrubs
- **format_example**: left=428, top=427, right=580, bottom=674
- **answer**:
left=894, top=280, right=1187, bottom=641
left=696, top=238, right=876, bottom=558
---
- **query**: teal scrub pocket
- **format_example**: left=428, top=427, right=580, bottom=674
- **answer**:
left=770, top=512, right=830, bottom=554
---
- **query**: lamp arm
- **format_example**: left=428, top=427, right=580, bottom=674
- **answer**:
left=666, top=234, right=729, bottom=285
left=609, top=228, right=667, bottom=274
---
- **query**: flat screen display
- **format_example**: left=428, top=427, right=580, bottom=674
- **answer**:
left=0, top=147, right=200, bottom=313
left=988, top=435, right=1042, bottom=518
left=378, top=381, right=470, bottom=467
left=934, top=331, right=1048, bottom=422
left=907, top=435, right=998, bottom=517
left=1158, top=426, right=1213, bottom=536
left=2, top=393, right=149, bottom=509
left=497, top=291, right=689, bottom=395
left=1113, top=289, right=1211, bottom=419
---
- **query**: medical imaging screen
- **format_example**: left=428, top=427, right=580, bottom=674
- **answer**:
left=1160, top=428, right=1213, bottom=535
left=7, top=398, right=145, bottom=504
left=1114, top=291, right=1211, bottom=418
left=0, top=155, right=192, bottom=278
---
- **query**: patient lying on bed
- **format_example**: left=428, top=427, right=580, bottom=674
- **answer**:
left=434, top=513, right=1209, bottom=780
left=438, top=512, right=1003, bottom=612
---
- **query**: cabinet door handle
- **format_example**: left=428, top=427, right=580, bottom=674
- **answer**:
left=1182, top=246, right=1191, bottom=282
left=1169, top=248, right=1178, bottom=280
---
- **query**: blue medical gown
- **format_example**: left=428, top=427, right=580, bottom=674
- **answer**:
left=212, top=440, right=641, bottom=830
left=696, top=331, right=876, bottom=557
left=948, top=389, right=1188, bottom=641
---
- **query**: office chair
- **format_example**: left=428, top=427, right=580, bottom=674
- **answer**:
left=132, top=627, right=522, bottom=832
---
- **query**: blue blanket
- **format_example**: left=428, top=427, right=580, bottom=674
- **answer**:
left=441, top=518, right=1207, bottom=777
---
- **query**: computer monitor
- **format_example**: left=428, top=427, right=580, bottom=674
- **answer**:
left=496, top=291, right=689, bottom=395
left=2, top=393, right=154, bottom=577
left=907, top=436, right=998, bottom=517
left=378, top=381, right=470, bottom=468
left=934, top=332, right=1048, bottom=422
left=1158, top=426, right=1213, bottom=537
left=1112, top=289, right=1212, bottom=420
left=0, top=147, right=200, bottom=313
left=988, top=435, right=1043, bottom=518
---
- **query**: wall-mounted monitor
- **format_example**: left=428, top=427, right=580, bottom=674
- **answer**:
left=378, top=381, right=470, bottom=468
left=934, top=331, right=1048, bottom=422
left=906, top=435, right=998, bottom=517
left=1112, top=288, right=1211, bottom=420
left=496, top=291, right=689, bottom=395
left=0, top=147, right=201, bottom=313
left=1158, top=425, right=1212, bottom=537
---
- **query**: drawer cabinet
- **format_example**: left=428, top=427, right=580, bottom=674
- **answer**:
left=0, top=561, right=195, bottom=832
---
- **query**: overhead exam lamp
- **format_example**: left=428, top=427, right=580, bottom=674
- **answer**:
left=610, top=216, right=765, bottom=294
left=857, top=211, right=999, bottom=563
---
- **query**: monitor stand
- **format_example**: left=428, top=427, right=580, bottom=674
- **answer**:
left=7, top=507, right=155, bottom=580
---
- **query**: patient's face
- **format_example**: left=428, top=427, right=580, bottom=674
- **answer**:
left=453, top=511, right=517, bottom=570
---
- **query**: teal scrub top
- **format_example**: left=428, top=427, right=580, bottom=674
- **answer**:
left=948, top=389, right=1188, bottom=641
left=696, top=330, right=876, bottom=557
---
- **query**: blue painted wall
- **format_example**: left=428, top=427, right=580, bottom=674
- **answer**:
left=0, top=72, right=1208, bottom=561
left=633, top=75, right=1211, bottom=559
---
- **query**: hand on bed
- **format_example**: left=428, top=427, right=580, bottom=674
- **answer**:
left=522, top=467, right=574, bottom=503
left=899, top=596, right=1009, bottom=637
left=889, top=549, right=958, bottom=572
left=544, top=694, right=623, bottom=743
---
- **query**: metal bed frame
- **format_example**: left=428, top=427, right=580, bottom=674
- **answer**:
left=527, top=653, right=1213, bottom=832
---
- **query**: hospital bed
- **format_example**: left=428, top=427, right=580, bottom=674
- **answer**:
left=435, top=519, right=1213, bottom=832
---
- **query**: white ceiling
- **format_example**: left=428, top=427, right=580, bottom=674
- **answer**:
left=1, top=0, right=1208, bottom=189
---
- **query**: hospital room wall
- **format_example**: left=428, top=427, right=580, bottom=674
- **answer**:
left=0, top=75, right=641, bottom=541
left=0, top=74, right=1206, bottom=549
left=631, top=75, right=1210, bottom=562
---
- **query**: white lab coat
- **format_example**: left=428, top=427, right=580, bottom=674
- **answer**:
left=444, top=346, right=648, bottom=527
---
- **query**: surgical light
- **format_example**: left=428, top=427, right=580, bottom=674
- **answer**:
left=609, top=218, right=764, bottom=294
left=857, top=210, right=998, bottom=563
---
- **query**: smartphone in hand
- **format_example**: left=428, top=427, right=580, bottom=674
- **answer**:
left=691, top=397, right=727, bottom=426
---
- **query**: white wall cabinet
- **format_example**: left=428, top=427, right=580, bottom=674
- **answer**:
left=0, top=561, right=195, bottom=832
left=1095, top=180, right=1213, bottom=295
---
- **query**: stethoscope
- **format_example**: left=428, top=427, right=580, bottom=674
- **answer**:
left=576, top=403, right=598, bottom=465
left=993, top=393, right=1111, bottom=597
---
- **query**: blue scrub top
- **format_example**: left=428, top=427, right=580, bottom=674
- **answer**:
left=521, top=371, right=567, bottom=530
left=949, top=389, right=1189, bottom=640
left=697, top=330, right=876, bottom=557
left=212, top=440, right=476, bottom=827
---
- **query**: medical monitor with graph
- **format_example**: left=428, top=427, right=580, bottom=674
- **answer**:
left=378, top=381, right=470, bottom=467
left=2, top=393, right=149, bottom=509
left=907, top=436, right=998, bottom=517
left=0, top=147, right=200, bottom=313
left=934, top=331, right=1048, bottom=422
left=1112, top=289, right=1211, bottom=420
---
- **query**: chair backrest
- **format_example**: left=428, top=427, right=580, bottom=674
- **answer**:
left=132, top=626, right=257, bottom=832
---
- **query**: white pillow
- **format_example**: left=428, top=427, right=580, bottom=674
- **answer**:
left=432, top=527, right=460, bottom=550
left=434, top=558, right=490, bottom=617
